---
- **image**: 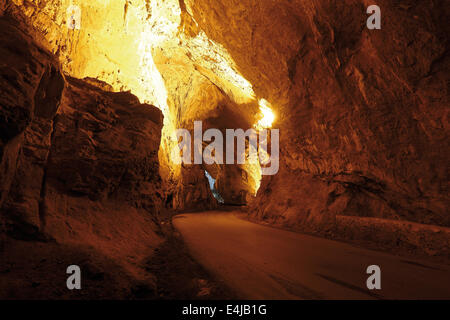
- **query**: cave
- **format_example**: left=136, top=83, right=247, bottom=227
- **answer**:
left=0, top=0, right=449, bottom=301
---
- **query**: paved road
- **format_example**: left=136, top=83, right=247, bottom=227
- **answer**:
left=173, top=211, right=450, bottom=299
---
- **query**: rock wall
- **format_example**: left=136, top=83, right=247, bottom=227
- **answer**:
left=0, top=12, right=65, bottom=238
left=5, top=0, right=265, bottom=211
left=40, top=76, right=164, bottom=241
left=186, top=0, right=449, bottom=229
left=0, top=11, right=164, bottom=260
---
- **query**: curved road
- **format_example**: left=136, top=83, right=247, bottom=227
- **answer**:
left=173, top=211, right=450, bottom=300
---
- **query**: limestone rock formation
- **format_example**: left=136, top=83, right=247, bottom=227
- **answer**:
left=0, top=11, right=164, bottom=298
left=4, top=0, right=264, bottom=210
left=0, top=19, right=164, bottom=239
left=186, top=0, right=449, bottom=231
left=0, top=12, right=65, bottom=237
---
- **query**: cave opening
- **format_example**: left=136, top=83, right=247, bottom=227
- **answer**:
left=204, top=170, right=224, bottom=204
left=5, top=0, right=275, bottom=212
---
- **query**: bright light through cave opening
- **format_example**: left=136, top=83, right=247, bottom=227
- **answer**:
left=256, top=99, right=275, bottom=129
left=17, top=0, right=271, bottom=202
left=205, top=170, right=224, bottom=204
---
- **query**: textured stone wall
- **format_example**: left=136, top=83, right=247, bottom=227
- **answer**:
left=186, top=0, right=449, bottom=228
left=0, top=12, right=164, bottom=244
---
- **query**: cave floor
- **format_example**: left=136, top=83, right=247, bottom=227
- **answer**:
left=174, top=211, right=450, bottom=300
left=0, top=228, right=236, bottom=300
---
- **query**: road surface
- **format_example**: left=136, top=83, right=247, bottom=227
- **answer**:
left=173, top=211, right=450, bottom=299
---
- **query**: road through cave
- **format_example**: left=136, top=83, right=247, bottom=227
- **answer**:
left=174, top=211, right=450, bottom=300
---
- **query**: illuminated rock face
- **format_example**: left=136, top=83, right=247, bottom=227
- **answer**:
left=0, top=12, right=163, bottom=246
left=6, top=0, right=263, bottom=208
left=186, top=0, right=449, bottom=228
